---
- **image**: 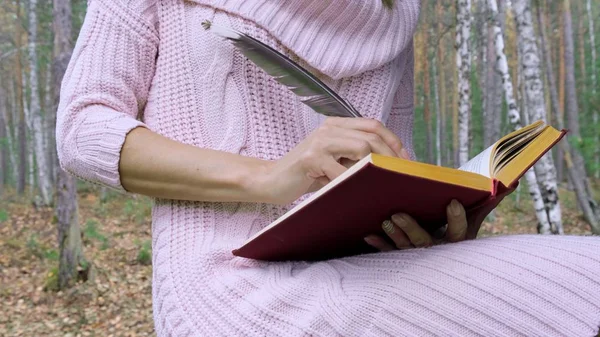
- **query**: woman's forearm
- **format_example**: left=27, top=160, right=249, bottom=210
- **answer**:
left=119, top=127, right=273, bottom=203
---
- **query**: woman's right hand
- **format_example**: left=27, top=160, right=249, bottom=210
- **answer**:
left=259, top=117, right=410, bottom=205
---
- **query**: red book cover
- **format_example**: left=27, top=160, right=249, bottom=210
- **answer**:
left=233, top=165, right=513, bottom=261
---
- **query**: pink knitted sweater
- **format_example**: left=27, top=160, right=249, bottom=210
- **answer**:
left=56, top=0, right=600, bottom=336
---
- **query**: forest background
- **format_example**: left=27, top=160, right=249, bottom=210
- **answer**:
left=0, top=0, right=599, bottom=336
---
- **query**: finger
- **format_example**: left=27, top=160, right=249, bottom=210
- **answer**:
left=330, top=128, right=398, bottom=158
left=364, top=235, right=396, bottom=252
left=391, top=213, right=433, bottom=248
left=381, top=220, right=412, bottom=249
left=324, top=117, right=407, bottom=158
left=320, top=158, right=347, bottom=182
left=446, top=199, right=468, bottom=242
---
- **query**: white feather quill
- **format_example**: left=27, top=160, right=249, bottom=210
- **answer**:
left=201, top=20, right=362, bottom=118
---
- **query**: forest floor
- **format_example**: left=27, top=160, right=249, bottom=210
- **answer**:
left=0, top=180, right=599, bottom=337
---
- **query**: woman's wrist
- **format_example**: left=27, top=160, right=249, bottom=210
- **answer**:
left=235, top=157, right=277, bottom=204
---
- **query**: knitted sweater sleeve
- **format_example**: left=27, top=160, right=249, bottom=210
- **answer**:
left=386, top=41, right=416, bottom=160
left=55, top=0, right=158, bottom=191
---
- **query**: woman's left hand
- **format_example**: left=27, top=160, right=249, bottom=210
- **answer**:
left=364, top=199, right=470, bottom=251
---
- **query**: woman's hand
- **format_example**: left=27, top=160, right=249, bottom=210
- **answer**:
left=258, top=117, right=410, bottom=205
left=364, top=200, right=471, bottom=250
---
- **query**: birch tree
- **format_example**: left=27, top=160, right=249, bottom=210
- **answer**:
left=22, top=72, right=35, bottom=195
left=484, top=0, right=503, bottom=148
left=435, top=1, right=447, bottom=167
left=53, top=0, right=91, bottom=289
left=422, top=26, right=434, bottom=164
left=513, top=0, right=563, bottom=234
left=27, top=0, right=53, bottom=205
left=13, top=17, right=27, bottom=195
left=433, top=40, right=442, bottom=167
left=456, top=0, right=472, bottom=166
left=586, top=0, right=598, bottom=178
left=0, top=89, right=7, bottom=194
left=487, top=0, right=552, bottom=233
left=560, top=0, right=599, bottom=229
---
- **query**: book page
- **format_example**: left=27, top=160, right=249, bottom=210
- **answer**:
left=458, top=144, right=494, bottom=178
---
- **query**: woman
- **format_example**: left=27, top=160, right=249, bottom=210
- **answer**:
left=56, top=0, right=600, bottom=335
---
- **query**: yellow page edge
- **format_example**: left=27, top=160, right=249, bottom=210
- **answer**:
left=371, top=154, right=491, bottom=192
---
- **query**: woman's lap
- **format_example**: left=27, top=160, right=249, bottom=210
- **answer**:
left=156, top=234, right=600, bottom=336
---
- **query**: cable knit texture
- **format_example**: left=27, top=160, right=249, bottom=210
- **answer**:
left=56, top=0, right=600, bottom=336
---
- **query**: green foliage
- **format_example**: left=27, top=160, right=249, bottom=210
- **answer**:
left=83, top=220, right=109, bottom=250
left=44, top=249, right=59, bottom=261
left=123, top=198, right=153, bottom=225
left=44, top=266, right=60, bottom=292
left=93, top=200, right=109, bottom=218
left=25, top=234, right=59, bottom=261
left=26, top=234, right=44, bottom=259
left=0, top=209, right=8, bottom=222
left=135, top=239, right=152, bottom=266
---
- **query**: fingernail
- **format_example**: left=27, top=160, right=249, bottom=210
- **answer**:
left=382, top=220, right=395, bottom=234
left=391, top=214, right=407, bottom=228
left=400, top=148, right=410, bottom=160
left=364, top=236, right=376, bottom=245
left=450, top=199, right=462, bottom=216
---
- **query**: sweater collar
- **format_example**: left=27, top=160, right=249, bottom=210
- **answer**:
left=186, top=0, right=420, bottom=79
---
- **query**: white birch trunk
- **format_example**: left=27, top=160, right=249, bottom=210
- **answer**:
left=433, top=42, right=442, bottom=167
left=22, top=71, right=35, bottom=195
left=586, top=0, right=599, bottom=178
left=456, top=0, right=472, bottom=166
left=27, top=0, right=53, bottom=205
left=488, top=0, right=552, bottom=233
left=513, top=0, right=563, bottom=234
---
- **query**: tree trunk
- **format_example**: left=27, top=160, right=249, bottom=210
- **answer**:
left=514, top=0, right=564, bottom=234
left=14, top=25, right=27, bottom=196
left=557, top=6, right=566, bottom=182
left=1, top=83, right=17, bottom=187
left=478, top=0, right=488, bottom=150
left=436, top=1, right=447, bottom=167
left=53, top=0, right=90, bottom=289
left=536, top=2, right=599, bottom=229
left=586, top=0, right=599, bottom=178
left=22, top=72, right=35, bottom=196
left=44, top=65, right=57, bottom=186
left=0, top=91, right=6, bottom=194
left=564, top=150, right=600, bottom=233
left=433, top=34, right=442, bottom=167
left=577, top=3, right=586, bottom=110
left=27, top=0, right=53, bottom=205
left=563, top=0, right=580, bottom=140
left=453, top=49, right=459, bottom=167
left=456, top=0, right=472, bottom=166
left=484, top=24, right=495, bottom=148
left=492, top=0, right=505, bottom=137
left=562, top=0, right=599, bottom=223
left=423, top=28, right=434, bottom=164
left=487, top=0, right=552, bottom=233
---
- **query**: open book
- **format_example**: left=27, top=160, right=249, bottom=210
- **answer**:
left=234, top=121, right=566, bottom=261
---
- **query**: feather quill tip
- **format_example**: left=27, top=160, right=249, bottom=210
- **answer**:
left=201, top=20, right=240, bottom=40
left=201, top=20, right=212, bottom=30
